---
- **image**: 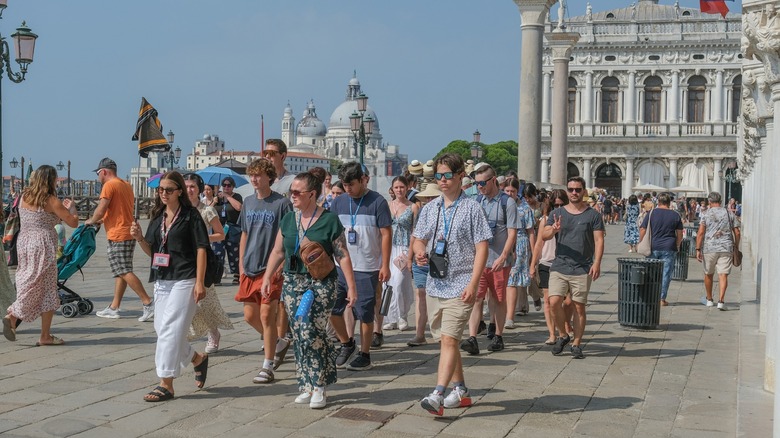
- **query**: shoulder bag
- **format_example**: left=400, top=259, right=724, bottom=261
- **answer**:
left=637, top=210, right=653, bottom=257
left=300, top=237, right=335, bottom=280
left=428, top=202, right=449, bottom=279
left=727, top=212, right=742, bottom=268
left=3, top=196, right=20, bottom=246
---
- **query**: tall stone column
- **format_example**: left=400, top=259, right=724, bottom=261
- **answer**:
left=547, top=30, right=580, bottom=186
left=669, top=70, right=680, bottom=122
left=669, top=158, right=678, bottom=189
left=542, top=72, right=552, bottom=124
left=624, top=157, right=635, bottom=197
left=583, top=158, right=592, bottom=188
left=583, top=72, right=593, bottom=123
left=626, top=71, right=637, bottom=123
left=713, top=70, right=724, bottom=122
left=514, top=0, right=557, bottom=182
left=713, top=158, right=722, bottom=195
left=541, top=158, right=549, bottom=183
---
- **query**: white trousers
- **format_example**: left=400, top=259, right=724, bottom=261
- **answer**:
left=154, top=278, right=197, bottom=379
left=385, top=244, right=414, bottom=324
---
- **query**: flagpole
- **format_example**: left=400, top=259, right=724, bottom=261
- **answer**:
left=261, top=114, right=265, bottom=153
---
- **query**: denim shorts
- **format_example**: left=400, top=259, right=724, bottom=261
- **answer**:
left=332, top=267, right=379, bottom=323
left=412, top=263, right=429, bottom=289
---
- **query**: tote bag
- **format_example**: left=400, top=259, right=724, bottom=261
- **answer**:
left=637, top=210, right=653, bottom=257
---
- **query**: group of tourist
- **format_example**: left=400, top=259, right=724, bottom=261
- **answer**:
left=0, top=141, right=742, bottom=416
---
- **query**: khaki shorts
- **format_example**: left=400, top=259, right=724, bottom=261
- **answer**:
left=548, top=271, right=592, bottom=304
left=426, top=295, right=473, bottom=341
left=703, top=252, right=732, bottom=275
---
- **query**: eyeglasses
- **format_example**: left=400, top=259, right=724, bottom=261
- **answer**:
left=567, top=187, right=584, bottom=193
left=157, top=187, right=180, bottom=194
left=290, top=189, right=312, bottom=197
left=474, top=178, right=493, bottom=187
left=222, top=183, right=233, bottom=187
left=434, top=172, right=454, bottom=181
left=262, top=150, right=280, bottom=158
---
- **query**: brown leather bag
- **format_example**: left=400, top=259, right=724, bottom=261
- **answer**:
left=299, top=237, right=335, bottom=280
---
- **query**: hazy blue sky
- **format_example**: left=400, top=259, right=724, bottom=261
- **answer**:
left=2, top=0, right=704, bottom=180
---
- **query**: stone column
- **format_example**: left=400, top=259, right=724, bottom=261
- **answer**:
left=713, top=70, right=724, bottom=122
left=514, top=0, right=557, bottom=182
left=547, top=29, right=580, bottom=186
left=542, top=72, right=552, bottom=123
left=626, top=71, right=637, bottom=123
left=669, top=70, right=680, bottom=136
left=624, top=157, right=634, bottom=197
left=713, top=158, right=722, bottom=195
left=541, top=158, right=549, bottom=183
left=583, top=158, right=592, bottom=188
left=669, top=158, right=678, bottom=189
left=583, top=71, right=594, bottom=135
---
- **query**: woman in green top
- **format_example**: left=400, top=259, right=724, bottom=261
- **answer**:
left=262, top=171, right=358, bottom=409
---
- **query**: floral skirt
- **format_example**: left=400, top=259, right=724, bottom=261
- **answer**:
left=282, top=272, right=338, bottom=392
left=188, top=284, right=234, bottom=340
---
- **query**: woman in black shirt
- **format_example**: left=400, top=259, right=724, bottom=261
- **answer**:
left=215, top=176, right=243, bottom=284
left=130, top=171, right=211, bottom=402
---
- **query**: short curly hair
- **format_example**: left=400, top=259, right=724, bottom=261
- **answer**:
left=246, top=158, right=277, bottom=184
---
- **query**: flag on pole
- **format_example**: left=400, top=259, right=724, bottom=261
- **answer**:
left=700, top=0, right=731, bottom=18
left=261, top=114, right=265, bottom=153
left=131, top=97, right=170, bottom=158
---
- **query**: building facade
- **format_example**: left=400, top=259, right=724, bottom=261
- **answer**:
left=541, top=0, right=741, bottom=199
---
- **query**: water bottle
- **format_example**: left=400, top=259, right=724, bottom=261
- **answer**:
left=379, top=284, right=393, bottom=316
left=295, top=289, right=315, bottom=323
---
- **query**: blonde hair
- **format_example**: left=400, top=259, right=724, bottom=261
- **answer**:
left=22, top=165, right=57, bottom=209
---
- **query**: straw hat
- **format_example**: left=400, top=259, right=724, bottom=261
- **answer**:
left=462, top=176, right=473, bottom=187
left=422, top=160, right=435, bottom=178
left=416, top=181, right=442, bottom=199
left=407, top=159, right=424, bottom=175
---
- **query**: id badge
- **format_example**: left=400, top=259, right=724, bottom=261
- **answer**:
left=488, top=219, right=497, bottom=229
left=221, top=209, right=226, bottom=218
left=434, top=239, right=447, bottom=256
left=348, top=229, right=357, bottom=245
left=153, top=253, right=170, bottom=268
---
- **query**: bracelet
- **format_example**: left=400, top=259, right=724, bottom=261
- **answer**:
left=696, top=248, right=701, bottom=251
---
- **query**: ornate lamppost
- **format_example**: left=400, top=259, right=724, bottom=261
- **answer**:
left=348, top=93, right=375, bottom=165
left=56, top=160, right=70, bottom=196
left=9, top=155, right=23, bottom=190
left=719, top=164, right=738, bottom=201
left=0, top=1, right=38, bottom=196
left=470, top=130, right=483, bottom=161
left=164, top=130, right=182, bottom=170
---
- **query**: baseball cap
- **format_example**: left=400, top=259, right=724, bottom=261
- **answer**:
left=93, top=158, right=117, bottom=172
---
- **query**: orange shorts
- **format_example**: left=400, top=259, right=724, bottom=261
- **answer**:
left=477, top=266, right=511, bottom=302
left=235, top=272, right=283, bottom=305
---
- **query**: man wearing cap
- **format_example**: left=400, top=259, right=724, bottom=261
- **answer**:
left=86, top=158, right=155, bottom=321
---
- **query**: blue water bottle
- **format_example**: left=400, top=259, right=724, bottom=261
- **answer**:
left=295, top=289, right=315, bottom=323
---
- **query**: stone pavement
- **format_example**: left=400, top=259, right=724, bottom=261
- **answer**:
left=0, top=222, right=772, bottom=437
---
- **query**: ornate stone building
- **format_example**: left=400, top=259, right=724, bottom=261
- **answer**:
left=540, top=0, right=741, bottom=198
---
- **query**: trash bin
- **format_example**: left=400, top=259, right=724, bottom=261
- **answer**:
left=672, top=239, right=691, bottom=281
left=617, top=258, right=664, bottom=330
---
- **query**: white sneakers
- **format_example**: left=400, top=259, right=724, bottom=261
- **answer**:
left=309, top=387, right=326, bottom=409
left=294, top=392, right=311, bottom=404
left=398, top=318, right=409, bottom=331
left=421, top=391, right=444, bottom=416
left=96, top=306, right=121, bottom=319
left=138, top=303, right=155, bottom=322
left=443, top=386, right=472, bottom=409
left=205, top=330, right=220, bottom=354
left=717, top=302, right=727, bottom=311
left=705, top=299, right=715, bottom=307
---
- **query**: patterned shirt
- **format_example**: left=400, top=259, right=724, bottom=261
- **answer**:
left=701, top=206, right=739, bottom=253
left=413, top=193, right=492, bottom=299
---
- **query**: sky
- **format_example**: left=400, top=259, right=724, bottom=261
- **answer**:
left=1, top=0, right=706, bottom=181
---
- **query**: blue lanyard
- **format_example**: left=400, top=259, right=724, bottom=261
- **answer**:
left=441, top=195, right=461, bottom=240
left=349, top=194, right=365, bottom=229
left=294, top=206, right=318, bottom=255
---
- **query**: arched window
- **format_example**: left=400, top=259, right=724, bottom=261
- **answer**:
left=731, top=75, right=742, bottom=122
left=567, top=162, right=580, bottom=179
left=643, top=76, right=663, bottom=123
left=687, top=75, right=707, bottom=123
left=568, top=77, right=578, bottom=123
left=596, top=163, right=622, bottom=178
left=601, top=77, right=620, bottom=123
left=334, top=142, right=340, bottom=156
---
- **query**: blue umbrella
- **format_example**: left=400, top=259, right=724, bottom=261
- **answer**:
left=146, top=173, right=163, bottom=188
left=196, top=167, right=248, bottom=187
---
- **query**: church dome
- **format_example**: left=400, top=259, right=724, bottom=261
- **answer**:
left=329, top=101, right=380, bottom=130
left=297, top=100, right=327, bottom=137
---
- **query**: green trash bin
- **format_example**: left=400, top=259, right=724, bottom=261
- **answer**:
left=672, top=239, right=691, bottom=281
left=618, top=258, right=664, bottom=329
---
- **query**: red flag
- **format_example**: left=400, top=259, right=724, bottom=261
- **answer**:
left=700, top=0, right=729, bottom=18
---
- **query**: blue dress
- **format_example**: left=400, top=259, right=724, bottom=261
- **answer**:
left=624, top=204, right=640, bottom=244
left=508, top=199, right=535, bottom=287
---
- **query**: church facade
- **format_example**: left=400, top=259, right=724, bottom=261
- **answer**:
left=540, top=0, right=741, bottom=199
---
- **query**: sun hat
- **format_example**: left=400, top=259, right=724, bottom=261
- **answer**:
left=462, top=176, right=473, bottom=187
left=407, top=160, right=424, bottom=175
left=416, top=181, right=442, bottom=199
left=422, top=160, right=435, bottom=178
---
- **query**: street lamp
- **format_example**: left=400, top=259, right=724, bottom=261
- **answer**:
left=349, top=92, right=375, bottom=165
left=0, top=7, right=38, bottom=196
left=718, top=165, right=738, bottom=200
left=9, top=155, right=23, bottom=190
left=470, top=130, right=483, bottom=161
left=56, top=159, right=71, bottom=196
left=163, top=130, right=182, bottom=169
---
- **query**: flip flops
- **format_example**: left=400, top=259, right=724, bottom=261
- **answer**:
left=35, top=335, right=65, bottom=346
left=144, top=386, right=174, bottom=402
left=194, top=354, right=209, bottom=388
left=3, top=317, right=16, bottom=342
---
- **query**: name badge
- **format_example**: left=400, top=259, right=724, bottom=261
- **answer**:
left=153, top=253, right=170, bottom=268
left=488, top=220, right=497, bottom=229
left=221, top=209, right=226, bottom=217
left=434, top=239, right=447, bottom=256
left=348, top=229, right=357, bottom=245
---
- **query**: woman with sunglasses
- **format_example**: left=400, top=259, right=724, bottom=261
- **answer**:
left=216, top=177, right=243, bottom=285
left=130, top=171, right=211, bottom=402
left=530, top=189, right=573, bottom=344
left=183, top=173, right=233, bottom=354
left=505, top=183, right=537, bottom=322
left=261, top=171, right=358, bottom=409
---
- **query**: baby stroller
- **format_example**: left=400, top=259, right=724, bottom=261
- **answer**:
left=57, top=224, right=99, bottom=318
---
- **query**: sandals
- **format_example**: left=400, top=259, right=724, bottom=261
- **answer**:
left=144, top=386, right=174, bottom=402
left=3, top=316, right=16, bottom=342
left=274, top=339, right=290, bottom=370
left=194, top=354, right=209, bottom=388
left=35, top=335, right=65, bottom=346
left=252, top=367, right=274, bottom=384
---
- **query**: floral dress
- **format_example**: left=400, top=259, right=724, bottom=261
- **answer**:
left=623, top=204, right=640, bottom=245
left=7, top=208, right=59, bottom=321
left=386, top=205, right=414, bottom=324
left=508, top=198, right=535, bottom=287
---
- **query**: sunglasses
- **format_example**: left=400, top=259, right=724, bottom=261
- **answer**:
left=475, top=178, right=493, bottom=188
left=222, top=183, right=233, bottom=187
left=567, top=187, right=584, bottom=193
left=290, top=189, right=312, bottom=197
left=157, top=187, right=180, bottom=194
left=554, top=202, right=565, bottom=207
left=262, top=150, right=280, bottom=158
left=95, top=170, right=103, bottom=177
left=434, top=172, right=454, bottom=181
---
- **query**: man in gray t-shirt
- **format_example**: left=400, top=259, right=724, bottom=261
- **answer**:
left=542, top=177, right=604, bottom=360
left=695, top=191, right=740, bottom=310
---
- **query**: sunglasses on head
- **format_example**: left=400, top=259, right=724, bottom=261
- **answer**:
left=567, top=187, right=583, bottom=193
left=434, top=172, right=454, bottom=181
left=157, top=187, right=180, bottom=194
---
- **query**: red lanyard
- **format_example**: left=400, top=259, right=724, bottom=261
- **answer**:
left=160, top=206, right=182, bottom=250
